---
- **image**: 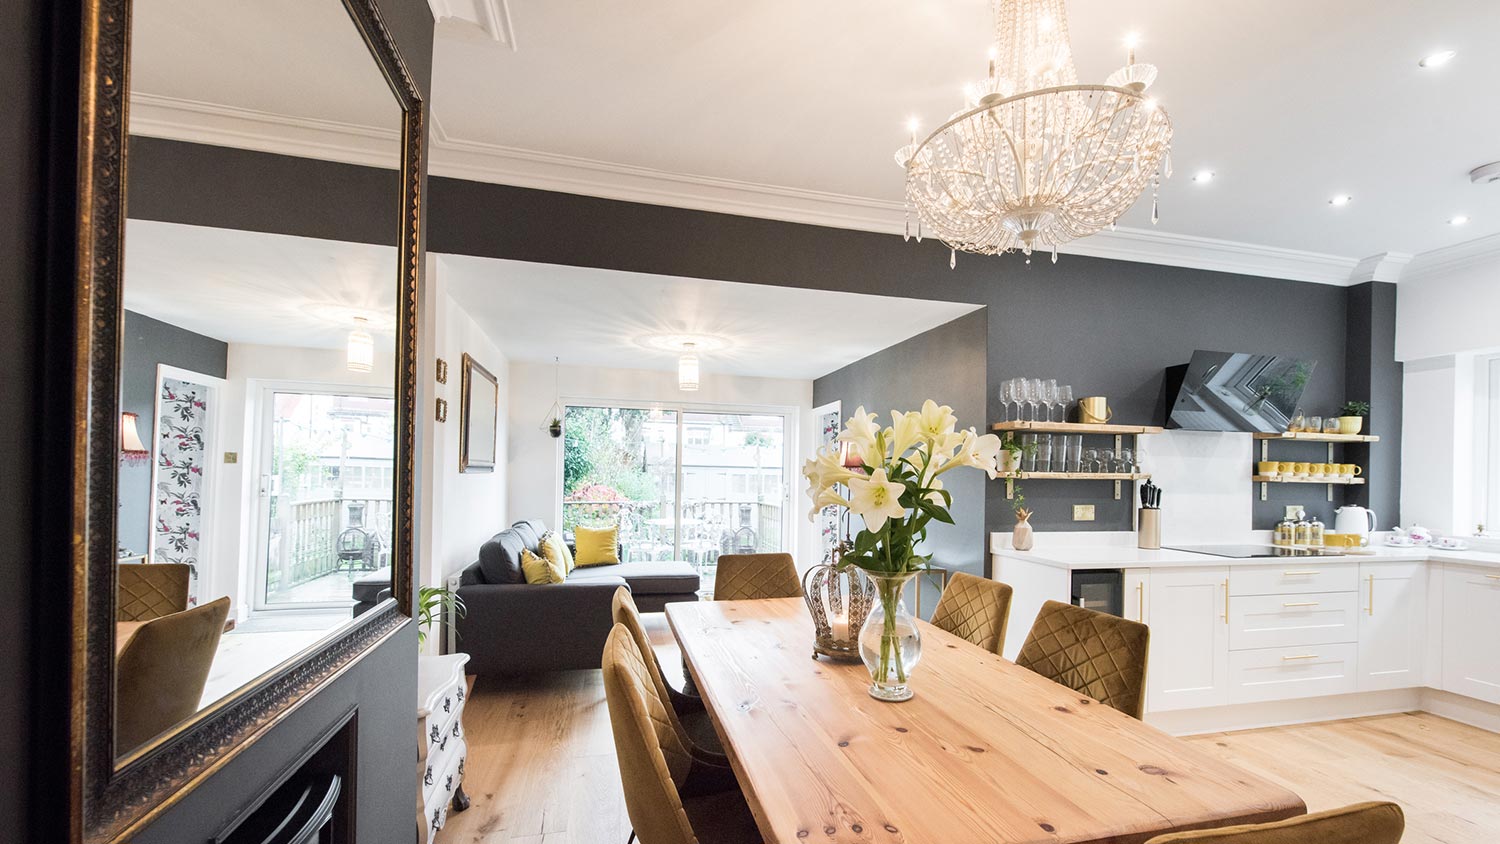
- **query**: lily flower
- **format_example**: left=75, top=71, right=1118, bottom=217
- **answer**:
left=847, top=467, right=908, bottom=532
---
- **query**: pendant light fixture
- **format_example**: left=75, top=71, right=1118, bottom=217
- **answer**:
left=346, top=317, right=374, bottom=372
left=677, top=342, right=700, bottom=392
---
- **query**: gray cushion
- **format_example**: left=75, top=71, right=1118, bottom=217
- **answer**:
left=510, top=519, right=545, bottom=553
left=477, top=529, right=527, bottom=584
left=350, top=567, right=393, bottom=602
left=569, top=561, right=699, bottom=594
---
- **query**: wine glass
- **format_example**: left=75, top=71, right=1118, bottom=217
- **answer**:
left=1056, top=385, right=1073, bottom=423
left=1028, top=378, right=1044, bottom=423
left=999, top=380, right=1015, bottom=422
left=1015, top=378, right=1033, bottom=421
left=1041, top=379, right=1058, bottom=424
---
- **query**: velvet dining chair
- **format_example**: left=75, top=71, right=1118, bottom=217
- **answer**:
left=712, top=553, right=801, bottom=601
left=1143, top=801, right=1404, bottom=844
left=929, top=572, right=1014, bottom=655
left=1015, top=599, right=1150, bottom=720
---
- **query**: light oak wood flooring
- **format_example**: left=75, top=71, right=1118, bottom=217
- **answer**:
left=440, top=615, right=1500, bottom=844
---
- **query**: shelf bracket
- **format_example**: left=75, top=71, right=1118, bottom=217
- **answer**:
left=1260, top=481, right=1268, bottom=501
left=1327, top=483, right=1334, bottom=502
left=1260, top=439, right=1268, bottom=461
left=1006, top=478, right=1014, bottom=500
left=1114, top=480, right=1122, bottom=500
left=1327, top=443, right=1334, bottom=462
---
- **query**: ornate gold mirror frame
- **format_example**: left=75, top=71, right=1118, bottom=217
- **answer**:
left=69, top=1, right=424, bottom=841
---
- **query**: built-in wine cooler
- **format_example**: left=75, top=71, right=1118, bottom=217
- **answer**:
left=1070, top=569, right=1124, bottom=617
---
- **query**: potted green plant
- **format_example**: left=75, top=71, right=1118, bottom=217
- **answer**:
left=1337, top=400, right=1369, bottom=435
left=417, top=585, right=466, bottom=649
left=998, top=433, right=1037, bottom=474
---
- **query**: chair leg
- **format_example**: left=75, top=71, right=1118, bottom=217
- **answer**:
left=626, top=831, right=636, bottom=844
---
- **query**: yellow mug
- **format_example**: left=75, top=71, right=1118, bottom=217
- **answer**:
left=1078, top=396, right=1113, bottom=425
left=1324, top=533, right=1351, bottom=548
left=1257, top=461, right=1279, bottom=475
left=1293, top=462, right=1310, bottom=476
left=1309, top=463, right=1330, bottom=477
left=1343, top=464, right=1363, bottom=477
left=1278, top=461, right=1296, bottom=475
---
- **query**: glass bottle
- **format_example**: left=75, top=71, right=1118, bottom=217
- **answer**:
left=1309, top=515, right=1325, bottom=547
left=1274, top=515, right=1294, bottom=546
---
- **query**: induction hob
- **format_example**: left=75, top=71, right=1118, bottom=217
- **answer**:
left=1162, top=544, right=1346, bottom=559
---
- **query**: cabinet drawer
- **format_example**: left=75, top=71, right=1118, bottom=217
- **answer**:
left=1230, top=562, right=1357, bottom=596
left=1229, top=591, right=1358, bottom=651
left=1229, top=643, right=1357, bottom=703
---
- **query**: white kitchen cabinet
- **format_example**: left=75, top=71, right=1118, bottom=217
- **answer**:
left=1230, top=591, right=1359, bottom=651
left=1124, top=568, right=1150, bottom=624
left=1228, top=642, right=1359, bottom=703
left=1147, top=566, right=1230, bottom=712
left=1441, top=565, right=1500, bottom=705
left=1357, top=561, right=1427, bottom=692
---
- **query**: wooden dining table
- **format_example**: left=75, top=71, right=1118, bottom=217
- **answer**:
left=666, top=598, right=1306, bottom=844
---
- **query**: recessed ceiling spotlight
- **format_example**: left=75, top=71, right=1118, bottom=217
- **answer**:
left=1418, top=50, right=1456, bottom=68
left=1329, top=194, right=1353, bottom=207
left=1449, top=215, right=1470, bottom=226
left=1192, top=170, right=1214, bottom=184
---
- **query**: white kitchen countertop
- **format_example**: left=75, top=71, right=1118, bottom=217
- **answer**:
left=990, top=532, right=1500, bottom=571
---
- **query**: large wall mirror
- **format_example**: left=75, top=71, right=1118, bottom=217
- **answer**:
left=73, top=0, right=422, bottom=840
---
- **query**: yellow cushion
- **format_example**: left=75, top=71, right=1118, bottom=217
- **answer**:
left=540, top=530, right=575, bottom=574
left=574, top=524, right=620, bottom=566
left=521, top=547, right=564, bottom=584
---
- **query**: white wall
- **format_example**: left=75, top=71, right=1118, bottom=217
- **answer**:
left=211, top=341, right=397, bottom=622
left=420, top=264, right=510, bottom=590
left=1395, top=251, right=1500, bottom=536
left=505, top=360, right=819, bottom=568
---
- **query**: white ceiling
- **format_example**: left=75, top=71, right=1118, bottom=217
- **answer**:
left=123, top=220, right=398, bottom=349
left=124, top=1, right=1500, bottom=277
left=437, top=254, right=979, bottom=380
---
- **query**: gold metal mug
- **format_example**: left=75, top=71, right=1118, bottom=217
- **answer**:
left=1078, top=396, right=1113, bottom=424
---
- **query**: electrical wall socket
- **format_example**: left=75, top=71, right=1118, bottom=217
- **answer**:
left=1073, top=504, right=1096, bottom=521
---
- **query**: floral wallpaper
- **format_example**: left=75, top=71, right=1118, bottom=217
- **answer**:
left=818, top=407, right=842, bottom=563
left=152, top=377, right=209, bottom=605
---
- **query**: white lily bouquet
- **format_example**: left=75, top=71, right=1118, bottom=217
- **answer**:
left=803, top=400, right=1002, bottom=701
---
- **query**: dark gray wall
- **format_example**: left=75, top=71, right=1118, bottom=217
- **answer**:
left=814, top=311, right=989, bottom=615
left=3, top=0, right=432, bottom=842
left=118, top=310, right=229, bottom=556
left=1344, top=281, right=1402, bottom=524
left=424, top=180, right=1367, bottom=534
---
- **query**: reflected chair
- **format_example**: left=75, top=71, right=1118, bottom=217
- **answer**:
left=1144, top=801, right=1404, bottom=844
left=611, top=587, right=728, bottom=765
left=1016, top=599, right=1150, bottom=720
left=602, top=625, right=761, bottom=844
left=712, top=553, right=801, bottom=601
left=116, top=562, right=192, bottom=621
left=115, top=596, right=232, bottom=751
left=929, top=572, right=1014, bottom=655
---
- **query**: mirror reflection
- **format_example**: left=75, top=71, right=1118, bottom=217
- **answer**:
left=116, top=0, right=401, bottom=759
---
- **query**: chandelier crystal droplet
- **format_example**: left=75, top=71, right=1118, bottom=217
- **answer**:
left=897, top=0, right=1173, bottom=262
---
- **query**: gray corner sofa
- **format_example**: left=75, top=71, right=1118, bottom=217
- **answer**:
left=454, top=519, right=701, bottom=674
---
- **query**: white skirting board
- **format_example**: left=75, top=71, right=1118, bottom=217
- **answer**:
left=1146, top=687, right=1500, bottom=736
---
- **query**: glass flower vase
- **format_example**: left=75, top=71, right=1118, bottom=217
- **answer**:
left=858, top=572, right=923, bottom=702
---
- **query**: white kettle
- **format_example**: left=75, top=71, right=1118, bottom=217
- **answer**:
left=1334, top=505, right=1377, bottom=545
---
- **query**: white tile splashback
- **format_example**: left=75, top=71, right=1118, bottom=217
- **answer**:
left=1140, top=430, right=1252, bottom=544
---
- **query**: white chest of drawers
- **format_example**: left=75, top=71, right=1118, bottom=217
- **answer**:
left=418, top=653, right=471, bottom=842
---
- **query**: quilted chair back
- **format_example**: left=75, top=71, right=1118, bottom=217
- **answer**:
left=115, top=596, right=231, bottom=751
left=1143, top=801, right=1404, bottom=844
left=602, top=624, right=699, bottom=844
left=116, top=563, right=192, bottom=621
left=1016, top=599, right=1150, bottom=719
left=713, top=553, right=802, bottom=601
left=612, top=587, right=694, bottom=749
left=929, top=572, right=1014, bottom=655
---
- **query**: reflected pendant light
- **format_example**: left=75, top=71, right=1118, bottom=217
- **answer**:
left=678, top=343, right=700, bottom=392
left=346, top=317, right=374, bottom=373
left=120, top=412, right=149, bottom=466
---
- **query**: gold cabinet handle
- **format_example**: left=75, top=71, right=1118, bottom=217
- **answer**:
left=1367, top=574, right=1374, bottom=615
left=1487, top=574, right=1500, bottom=581
left=1282, top=601, right=1319, bottom=608
left=1282, top=654, right=1319, bottom=661
left=1222, top=579, right=1229, bottom=624
left=1136, top=582, right=1145, bottom=621
left=1283, top=570, right=1321, bottom=576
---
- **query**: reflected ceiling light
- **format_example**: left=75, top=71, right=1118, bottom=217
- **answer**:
left=1418, top=50, right=1456, bottom=68
left=1448, top=215, right=1470, bottom=226
left=678, top=343, right=700, bottom=392
left=897, top=1, right=1174, bottom=265
left=346, top=317, right=374, bottom=372
left=1329, top=194, right=1353, bottom=207
left=120, top=412, right=149, bottom=466
left=1192, top=170, right=1215, bottom=184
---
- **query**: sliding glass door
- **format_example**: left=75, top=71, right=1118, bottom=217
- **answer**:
left=561, top=405, right=790, bottom=589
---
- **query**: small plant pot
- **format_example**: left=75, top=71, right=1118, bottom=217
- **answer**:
left=548, top=419, right=563, bottom=438
left=1012, top=518, right=1034, bottom=551
left=999, top=451, right=1020, bottom=473
left=1337, top=416, right=1363, bottom=435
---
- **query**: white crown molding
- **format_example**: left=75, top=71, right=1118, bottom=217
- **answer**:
left=128, top=92, right=401, bottom=169
left=427, top=0, right=516, bottom=49
left=1349, top=251, right=1414, bottom=284
left=1403, top=231, right=1500, bottom=282
left=133, top=94, right=1370, bottom=285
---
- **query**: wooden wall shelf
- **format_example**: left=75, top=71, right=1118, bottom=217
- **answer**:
left=992, top=421, right=1164, bottom=435
left=997, top=471, right=1150, bottom=500
left=1252, top=432, right=1379, bottom=443
left=1252, top=475, right=1365, bottom=486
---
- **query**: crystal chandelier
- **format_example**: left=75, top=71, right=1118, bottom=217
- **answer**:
left=896, top=0, right=1173, bottom=265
